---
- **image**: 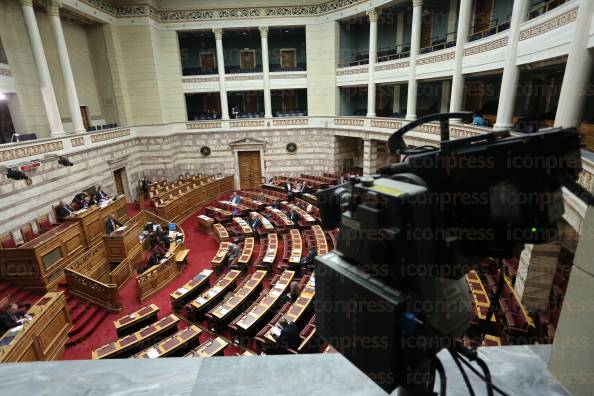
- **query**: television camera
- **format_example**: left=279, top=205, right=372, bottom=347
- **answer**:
left=314, top=112, right=591, bottom=395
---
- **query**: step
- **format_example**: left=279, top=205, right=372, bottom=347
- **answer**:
left=66, top=309, right=110, bottom=347
left=68, top=305, right=101, bottom=336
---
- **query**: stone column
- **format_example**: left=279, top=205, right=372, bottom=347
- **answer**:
left=450, top=0, right=472, bottom=113
left=393, top=84, right=401, bottom=114
left=406, top=0, right=423, bottom=121
left=213, top=28, right=229, bottom=120
left=19, top=0, right=64, bottom=136
left=46, top=0, right=85, bottom=133
left=554, top=0, right=594, bottom=128
left=259, top=26, right=272, bottom=118
left=362, top=139, right=373, bottom=175
left=440, top=80, right=451, bottom=113
left=514, top=242, right=561, bottom=311
left=493, top=0, right=529, bottom=131
left=396, top=13, right=404, bottom=53
left=447, top=0, right=458, bottom=35
left=548, top=206, right=594, bottom=396
left=366, top=9, right=379, bottom=117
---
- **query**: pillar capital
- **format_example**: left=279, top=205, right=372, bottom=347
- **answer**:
left=212, top=28, right=223, bottom=40
left=366, top=8, right=380, bottom=22
left=412, top=0, right=423, bottom=7
left=42, top=0, right=63, bottom=17
left=259, top=26, right=269, bottom=38
left=19, top=0, right=33, bottom=7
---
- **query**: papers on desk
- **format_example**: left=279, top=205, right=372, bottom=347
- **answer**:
left=207, top=290, right=218, bottom=298
left=115, top=226, right=127, bottom=232
left=146, top=348, right=160, bottom=359
left=269, top=290, right=281, bottom=297
left=270, top=327, right=281, bottom=337
left=218, top=307, right=229, bottom=316
left=176, top=287, right=189, bottom=295
left=196, top=297, right=208, bottom=305
left=129, top=313, right=136, bottom=319
left=211, top=286, right=222, bottom=293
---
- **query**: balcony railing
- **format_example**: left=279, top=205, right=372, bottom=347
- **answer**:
left=182, top=67, right=218, bottom=76
left=269, top=64, right=307, bottom=72
left=224, top=65, right=263, bottom=74
left=420, top=33, right=457, bottom=55
left=528, top=0, right=568, bottom=20
left=468, top=18, right=511, bottom=42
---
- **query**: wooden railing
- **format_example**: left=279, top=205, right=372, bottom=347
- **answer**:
left=136, top=254, right=180, bottom=301
left=64, top=268, right=121, bottom=312
left=109, top=258, right=132, bottom=288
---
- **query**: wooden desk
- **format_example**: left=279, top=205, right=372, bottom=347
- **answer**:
left=211, top=242, right=231, bottom=268
left=92, top=314, right=180, bottom=359
left=239, top=196, right=265, bottom=210
left=113, top=304, right=159, bottom=338
left=232, top=217, right=253, bottom=236
left=103, top=210, right=144, bottom=264
left=264, top=273, right=315, bottom=343
left=286, top=204, right=316, bottom=224
left=205, top=207, right=232, bottom=223
left=0, top=222, right=85, bottom=292
left=185, top=337, right=228, bottom=357
left=250, top=212, right=274, bottom=233
left=234, top=270, right=295, bottom=333
left=154, top=177, right=233, bottom=223
left=311, top=225, right=329, bottom=255
left=134, top=325, right=202, bottom=358
left=0, top=291, right=71, bottom=362
left=190, top=270, right=241, bottom=313
left=212, top=224, right=229, bottom=242
left=62, top=196, right=128, bottom=246
left=288, top=229, right=303, bottom=264
left=238, top=238, right=255, bottom=266
left=170, top=269, right=213, bottom=310
left=262, top=233, right=278, bottom=264
left=207, top=270, right=267, bottom=324
left=197, top=215, right=214, bottom=234
left=265, top=207, right=294, bottom=228
left=219, top=200, right=250, bottom=215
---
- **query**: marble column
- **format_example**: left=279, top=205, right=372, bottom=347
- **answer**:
left=19, top=0, right=64, bottom=136
left=392, top=85, right=401, bottom=114
left=396, top=13, right=404, bottom=53
left=447, top=0, right=458, bottom=35
left=450, top=0, right=472, bottom=113
left=554, top=0, right=594, bottom=128
left=213, top=28, right=229, bottom=120
left=493, top=0, right=529, bottom=131
left=366, top=9, right=379, bottom=117
left=406, top=0, right=423, bottom=121
left=515, top=242, right=561, bottom=311
left=259, top=26, right=272, bottom=118
left=362, top=138, right=376, bottom=176
left=46, top=0, right=85, bottom=133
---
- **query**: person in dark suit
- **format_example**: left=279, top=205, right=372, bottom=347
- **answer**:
left=95, top=186, right=109, bottom=202
left=283, top=181, right=292, bottom=193
left=0, top=304, right=25, bottom=334
left=72, top=192, right=86, bottom=208
left=250, top=216, right=261, bottom=232
left=273, top=318, right=300, bottom=350
left=289, top=209, right=299, bottom=223
left=272, top=200, right=282, bottom=210
left=231, top=192, right=241, bottom=205
left=105, top=214, right=123, bottom=234
left=226, top=243, right=241, bottom=269
left=142, top=252, right=163, bottom=272
left=141, top=176, right=152, bottom=198
left=279, top=281, right=300, bottom=305
left=300, top=183, right=310, bottom=194
left=300, top=246, right=318, bottom=272
left=56, top=201, right=74, bottom=218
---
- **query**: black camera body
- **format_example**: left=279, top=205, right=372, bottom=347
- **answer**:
left=314, top=113, right=583, bottom=393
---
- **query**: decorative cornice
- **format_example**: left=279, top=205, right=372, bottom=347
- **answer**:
left=259, top=26, right=269, bottom=38
left=416, top=51, right=455, bottom=66
left=225, top=74, right=263, bottom=81
left=464, top=37, right=508, bottom=57
left=270, top=73, right=307, bottom=79
left=182, top=76, right=219, bottom=84
left=334, top=118, right=364, bottom=127
left=186, top=122, right=221, bottom=129
left=70, top=137, right=85, bottom=147
left=519, top=8, right=578, bottom=41
left=213, top=28, right=223, bottom=40
left=273, top=118, right=308, bottom=126
left=336, top=66, right=368, bottom=76
left=375, top=60, right=409, bottom=72
left=42, top=0, right=62, bottom=17
left=230, top=120, right=266, bottom=128
left=366, top=8, right=379, bottom=22
left=0, top=141, right=63, bottom=162
left=90, top=128, right=131, bottom=143
left=79, top=0, right=369, bottom=22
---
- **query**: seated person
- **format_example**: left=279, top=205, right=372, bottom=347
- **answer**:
left=231, top=207, right=240, bottom=217
left=283, top=181, right=292, bottom=193
left=56, top=200, right=74, bottom=218
left=141, top=176, right=152, bottom=198
left=272, top=318, right=300, bottom=350
left=226, top=243, right=241, bottom=268
left=293, top=183, right=302, bottom=193
left=300, top=246, right=318, bottom=271
left=279, top=281, right=300, bottom=305
left=272, top=200, right=282, bottom=210
left=153, top=240, right=169, bottom=256
left=72, top=192, right=86, bottom=208
left=0, top=303, right=30, bottom=335
left=105, top=214, right=123, bottom=234
left=250, top=215, right=261, bottom=232
left=142, top=252, right=163, bottom=272
left=288, top=209, right=299, bottom=223
left=94, top=185, right=110, bottom=202
left=230, top=192, right=241, bottom=205
left=300, top=183, right=311, bottom=194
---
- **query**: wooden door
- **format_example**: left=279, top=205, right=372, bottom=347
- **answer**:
left=473, top=0, right=494, bottom=33
left=421, top=12, right=433, bottom=48
left=240, top=50, right=256, bottom=70
left=80, top=106, right=90, bottom=130
left=244, top=93, right=258, bottom=113
left=238, top=151, right=262, bottom=189
left=280, top=49, right=296, bottom=68
left=284, top=91, right=297, bottom=111
left=200, top=52, right=215, bottom=72
left=113, top=168, right=125, bottom=196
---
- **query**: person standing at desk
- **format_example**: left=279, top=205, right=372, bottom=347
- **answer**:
left=288, top=208, right=299, bottom=223
left=56, top=201, right=74, bottom=218
left=141, top=176, right=152, bottom=199
left=250, top=215, right=261, bottom=233
left=105, top=214, right=123, bottom=235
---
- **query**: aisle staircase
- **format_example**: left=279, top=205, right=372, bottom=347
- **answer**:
left=60, top=285, right=110, bottom=347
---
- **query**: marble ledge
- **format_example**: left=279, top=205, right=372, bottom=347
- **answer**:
left=0, top=345, right=569, bottom=396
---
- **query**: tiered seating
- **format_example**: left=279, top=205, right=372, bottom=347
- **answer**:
left=211, top=241, right=231, bottom=268
left=197, top=214, right=214, bottom=234
left=205, top=206, right=232, bottom=223
left=134, top=325, right=202, bottom=358
left=499, top=276, right=535, bottom=335
left=233, top=237, right=255, bottom=270
left=170, top=269, right=214, bottom=310
left=205, top=270, right=267, bottom=328
left=212, top=223, right=230, bottom=242
left=465, top=271, right=493, bottom=324
left=288, top=314, right=319, bottom=354
left=229, top=270, right=296, bottom=336
left=288, top=229, right=302, bottom=265
left=265, top=206, right=294, bottom=230
left=219, top=200, right=250, bottom=215
left=238, top=196, right=265, bottom=210
left=284, top=203, right=316, bottom=225
left=189, top=270, right=241, bottom=315
left=185, top=337, right=229, bottom=357
left=113, top=304, right=160, bottom=337
left=249, top=211, right=274, bottom=234
left=231, top=217, right=253, bottom=238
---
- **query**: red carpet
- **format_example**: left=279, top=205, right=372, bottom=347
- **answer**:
left=61, top=198, right=233, bottom=360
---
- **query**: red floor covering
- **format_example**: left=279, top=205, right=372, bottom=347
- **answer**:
left=60, top=201, right=238, bottom=360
